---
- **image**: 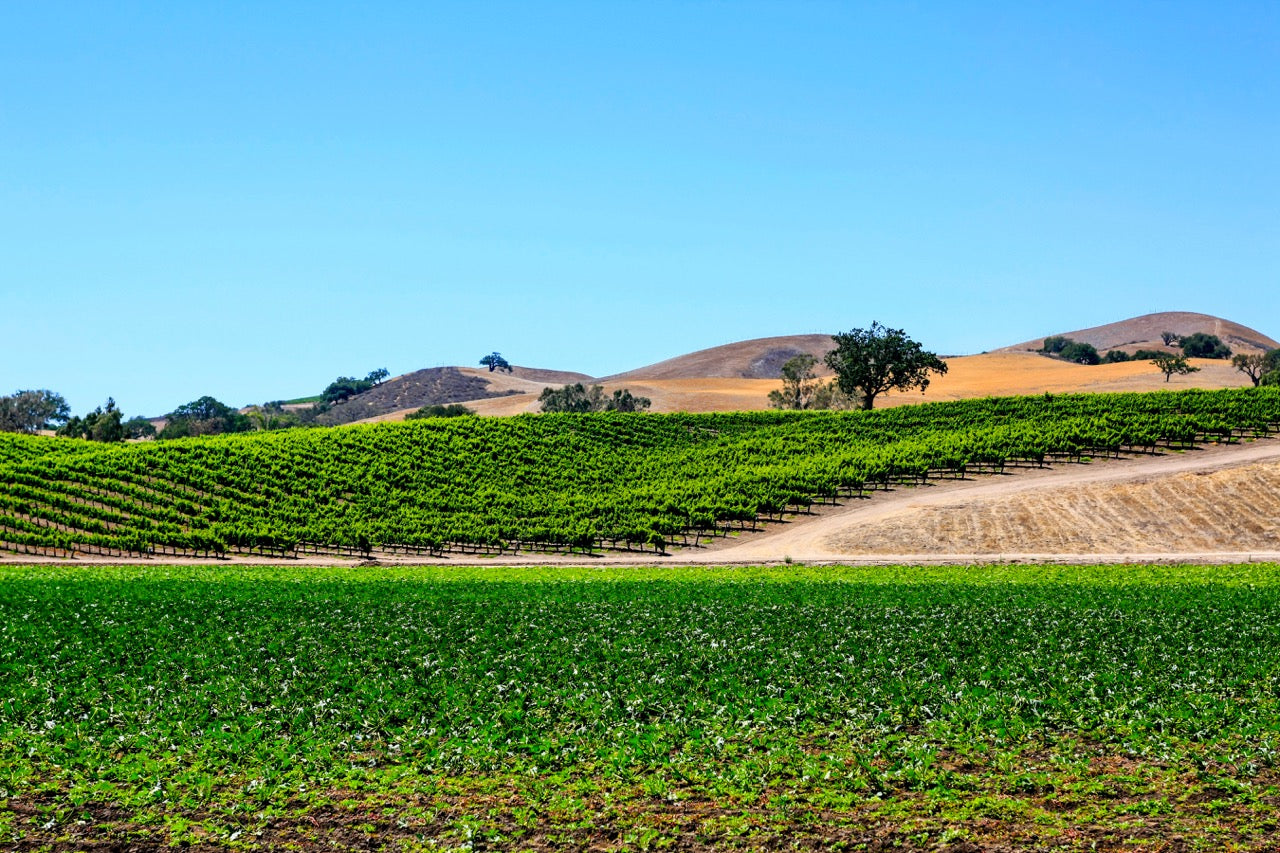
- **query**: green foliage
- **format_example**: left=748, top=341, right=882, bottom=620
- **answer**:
left=769, top=355, right=857, bottom=410
left=0, top=389, right=70, bottom=433
left=1102, top=350, right=1131, bottom=363
left=480, top=352, right=513, bottom=373
left=4, top=562, right=1280, bottom=848
left=825, top=322, right=948, bottom=410
left=122, top=417, right=156, bottom=440
left=405, top=403, right=475, bottom=419
left=1057, top=341, right=1101, bottom=365
left=606, top=388, right=652, bottom=412
left=1180, top=333, right=1231, bottom=359
left=1039, top=335, right=1069, bottom=354
left=158, top=396, right=252, bottom=439
left=3, top=388, right=1279, bottom=560
left=56, top=397, right=125, bottom=442
left=539, top=382, right=605, bottom=413
left=1232, top=353, right=1269, bottom=386
left=321, top=369, right=390, bottom=405
left=1161, top=331, right=1182, bottom=346
left=243, top=402, right=304, bottom=431
left=1150, top=352, right=1199, bottom=382
left=538, top=384, right=651, bottom=413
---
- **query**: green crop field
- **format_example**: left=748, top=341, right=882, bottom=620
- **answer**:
left=3, top=387, right=1280, bottom=561
left=4, top=563, right=1280, bottom=850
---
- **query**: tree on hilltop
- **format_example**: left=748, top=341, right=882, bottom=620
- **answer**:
left=321, top=368, right=390, bottom=405
left=825, top=322, right=948, bottom=410
left=480, top=352, right=513, bottom=373
left=0, top=389, right=70, bottom=434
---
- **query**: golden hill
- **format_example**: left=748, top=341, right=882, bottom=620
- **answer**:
left=999, top=311, right=1278, bottom=356
left=349, top=313, right=1273, bottom=423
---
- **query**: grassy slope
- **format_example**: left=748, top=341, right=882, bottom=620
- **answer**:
left=4, top=563, right=1280, bottom=851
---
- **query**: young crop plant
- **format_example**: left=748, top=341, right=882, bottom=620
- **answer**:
left=5, top=563, right=1280, bottom=849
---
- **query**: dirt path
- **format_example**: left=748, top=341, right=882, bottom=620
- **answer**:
left=686, top=437, right=1280, bottom=564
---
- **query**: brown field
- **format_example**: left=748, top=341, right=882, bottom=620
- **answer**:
left=704, top=437, right=1280, bottom=565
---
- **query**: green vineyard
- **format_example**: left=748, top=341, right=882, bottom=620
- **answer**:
left=2, top=388, right=1279, bottom=560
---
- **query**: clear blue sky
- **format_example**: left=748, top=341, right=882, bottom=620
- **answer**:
left=3, top=2, right=1277, bottom=416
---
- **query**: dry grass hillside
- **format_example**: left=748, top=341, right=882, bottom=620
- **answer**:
left=357, top=351, right=1255, bottom=423
left=831, top=456, right=1280, bottom=557
left=346, top=313, right=1272, bottom=423
left=603, top=334, right=837, bottom=381
left=999, top=311, right=1278, bottom=355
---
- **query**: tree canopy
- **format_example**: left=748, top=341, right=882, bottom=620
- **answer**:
left=538, top=384, right=651, bottom=413
left=159, top=396, right=252, bottom=439
left=1179, top=333, right=1231, bottom=360
left=321, top=369, right=390, bottom=405
left=480, top=352, right=513, bottom=373
left=1151, top=353, right=1199, bottom=382
left=0, top=389, right=70, bottom=434
left=57, top=398, right=126, bottom=442
left=824, top=323, right=948, bottom=410
left=767, top=354, right=857, bottom=410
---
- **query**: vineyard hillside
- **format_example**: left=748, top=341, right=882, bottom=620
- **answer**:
left=3, top=388, right=1279, bottom=563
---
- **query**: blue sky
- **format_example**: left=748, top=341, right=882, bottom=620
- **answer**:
left=3, top=2, right=1277, bottom=416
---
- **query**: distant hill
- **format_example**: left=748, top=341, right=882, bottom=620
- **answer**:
left=307, top=313, right=1277, bottom=424
left=999, top=311, right=1279, bottom=356
left=603, top=334, right=836, bottom=381
left=315, top=365, right=593, bottom=425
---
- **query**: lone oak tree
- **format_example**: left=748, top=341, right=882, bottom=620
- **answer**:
left=825, top=322, right=948, bottom=410
left=1151, top=352, right=1199, bottom=382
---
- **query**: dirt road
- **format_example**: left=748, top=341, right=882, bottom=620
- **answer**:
left=687, top=437, right=1280, bottom=565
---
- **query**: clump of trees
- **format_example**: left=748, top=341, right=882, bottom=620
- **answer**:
left=825, top=322, right=948, bottom=410
left=321, top=369, right=390, bottom=405
left=158, top=397, right=253, bottom=439
left=1040, top=336, right=1101, bottom=365
left=58, top=398, right=127, bottom=442
left=0, top=389, right=70, bottom=434
left=244, top=402, right=305, bottom=432
left=480, top=352, right=513, bottom=373
left=406, top=404, right=475, bottom=419
left=1102, top=349, right=1169, bottom=363
left=1159, top=331, right=1232, bottom=360
left=538, top=384, right=651, bottom=413
left=1178, top=333, right=1232, bottom=360
left=767, top=354, right=857, bottom=410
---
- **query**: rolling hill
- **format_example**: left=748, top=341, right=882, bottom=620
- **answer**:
left=313, top=313, right=1277, bottom=423
left=998, top=311, right=1279, bottom=356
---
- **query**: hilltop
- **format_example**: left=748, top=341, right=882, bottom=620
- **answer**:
left=998, top=311, right=1279, bottom=356
left=304, top=312, right=1278, bottom=424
